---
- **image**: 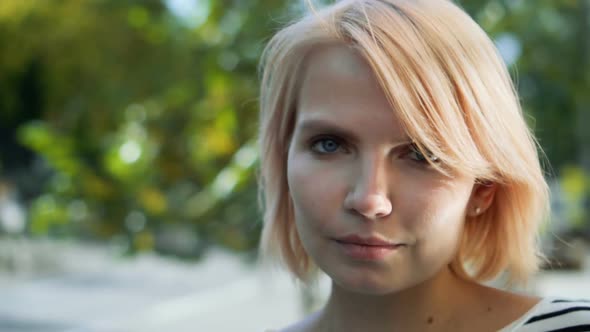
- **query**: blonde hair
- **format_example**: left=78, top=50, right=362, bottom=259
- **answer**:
left=257, top=0, right=550, bottom=286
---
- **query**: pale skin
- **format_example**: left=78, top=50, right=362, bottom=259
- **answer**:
left=282, top=44, right=540, bottom=332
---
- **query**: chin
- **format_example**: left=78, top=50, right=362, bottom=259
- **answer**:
left=331, top=271, right=417, bottom=296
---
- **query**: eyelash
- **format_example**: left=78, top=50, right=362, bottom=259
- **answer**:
left=308, top=136, right=439, bottom=165
left=407, top=144, right=440, bottom=164
left=309, top=136, right=347, bottom=154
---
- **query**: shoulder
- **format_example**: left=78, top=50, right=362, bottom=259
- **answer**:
left=515, top=298, right=590, bottom=331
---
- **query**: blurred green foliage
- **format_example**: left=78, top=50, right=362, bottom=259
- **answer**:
left=0, top=0, right=293, bottom=256
left=0, top=0, right=589, bottom=257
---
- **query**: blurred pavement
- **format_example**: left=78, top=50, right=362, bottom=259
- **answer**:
left=0, top=240, right=588, bottom=332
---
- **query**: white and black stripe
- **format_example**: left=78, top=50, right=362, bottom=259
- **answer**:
left=510, top=298, right=590, bottom=332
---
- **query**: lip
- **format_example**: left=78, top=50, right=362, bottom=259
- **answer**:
left=333, top=235, right=404, bottom=260
left=334, top=234, right=400, bottom=246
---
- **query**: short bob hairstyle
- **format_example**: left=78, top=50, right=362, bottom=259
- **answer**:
left=258, top=0, right=550, bottom=286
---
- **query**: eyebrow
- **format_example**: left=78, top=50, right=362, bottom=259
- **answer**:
left=295, top=118, right=412, bottom=145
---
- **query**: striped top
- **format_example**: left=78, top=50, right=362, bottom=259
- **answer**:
left=500, top=298, right=590, bottom=332
left=266, top=298, right=590, bottom=332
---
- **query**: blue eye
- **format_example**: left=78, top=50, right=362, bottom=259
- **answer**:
left=311, top=137, right=342, bottom=154
left=408, top=144, right=439, bottom=163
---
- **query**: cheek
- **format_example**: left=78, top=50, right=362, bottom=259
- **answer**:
left=398, top=183, right=471, bottom=271
left=286, top=152, right=346, bottom=227
left=398, top=181, right=470, bottom=237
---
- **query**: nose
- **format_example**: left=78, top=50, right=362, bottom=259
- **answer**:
left=343, top=157, right=392, bottom=220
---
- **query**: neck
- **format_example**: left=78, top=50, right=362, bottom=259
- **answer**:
left=318, top=267, right=480, bottom=332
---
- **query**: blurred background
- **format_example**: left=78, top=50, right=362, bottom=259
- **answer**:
left=0, top=0, right=589, bottom=331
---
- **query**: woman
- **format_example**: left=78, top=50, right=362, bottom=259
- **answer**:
left=257, top=0, right=590, bottom=331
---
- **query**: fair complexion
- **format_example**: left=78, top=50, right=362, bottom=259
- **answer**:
left=284, top=44, right=539, bottom=332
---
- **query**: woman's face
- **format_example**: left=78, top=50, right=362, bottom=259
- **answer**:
left=287, top=45, right=477, bottom=295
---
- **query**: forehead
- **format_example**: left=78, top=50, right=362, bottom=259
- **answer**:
left=295, top=44, right=406, bottom=139
left=303, top=44, right=375, bottom=80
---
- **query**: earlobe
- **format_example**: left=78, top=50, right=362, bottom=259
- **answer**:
left=468, top=182, right=497, bottom=217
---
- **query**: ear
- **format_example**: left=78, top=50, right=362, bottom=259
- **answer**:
left=467, top=181, right=497, bottom=217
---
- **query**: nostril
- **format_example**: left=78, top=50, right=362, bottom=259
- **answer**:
left=346, top=193, right=392, bottom=220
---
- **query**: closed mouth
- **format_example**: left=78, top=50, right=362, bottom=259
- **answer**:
left=333, top=234, right=403, bottom=247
